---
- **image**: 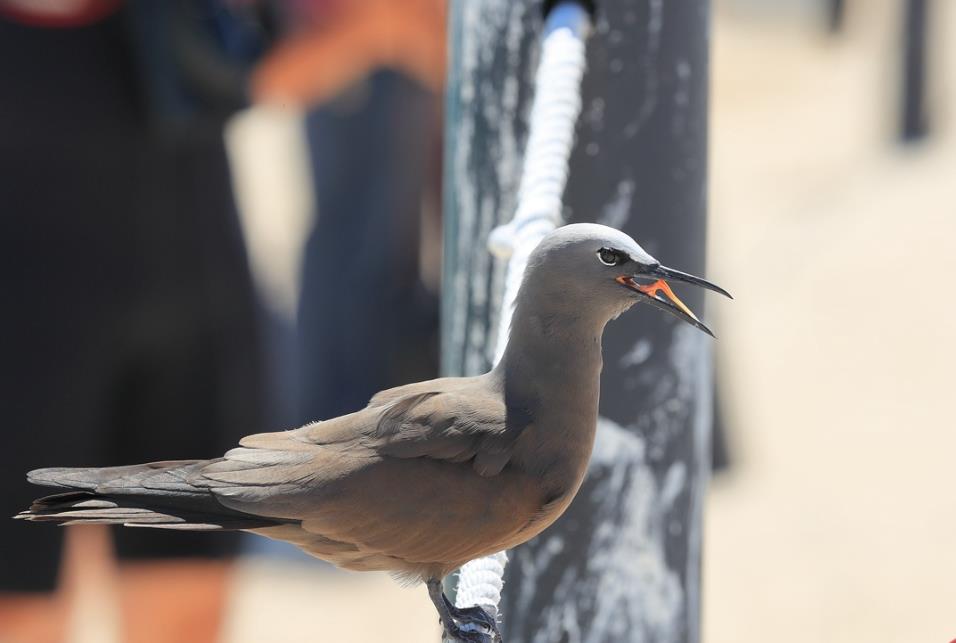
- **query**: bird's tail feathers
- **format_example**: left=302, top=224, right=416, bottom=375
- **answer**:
left=17, top=461, right=281, bottom=530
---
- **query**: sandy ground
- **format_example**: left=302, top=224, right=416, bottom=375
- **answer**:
left=706, top=163, right=956, bottom=643
left=220, top=559, right=439, bottom=643
left=704, top=3, right=956, bottom=643
left=56, top=2, right=956, bottom=642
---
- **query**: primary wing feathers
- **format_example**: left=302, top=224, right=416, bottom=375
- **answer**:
left=218, top=375, right=523, bottom=482
left=202, top=377, right=522, bottom=515
left=18, top=461, right=284, bottom=529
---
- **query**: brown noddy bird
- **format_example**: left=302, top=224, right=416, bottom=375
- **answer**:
left=16, top=223, right=729, bottom=642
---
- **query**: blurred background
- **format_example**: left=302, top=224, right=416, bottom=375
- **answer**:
left=0, top=0, right=953, bottom=642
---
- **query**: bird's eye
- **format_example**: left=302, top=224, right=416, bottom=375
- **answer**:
left=597, top=248, right=622, bottom=266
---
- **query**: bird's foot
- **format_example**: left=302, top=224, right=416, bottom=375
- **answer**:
left=441, top=595, right=502, bottom=642
left=426, top=578, right=502, bottom=642
left=441, top=620, right=497, bottom=643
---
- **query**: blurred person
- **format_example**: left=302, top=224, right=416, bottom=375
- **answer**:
left=0, top=1, right=271, bottom=641
left=250, top=2, right=445, bottom=434
left=296, top=70, right=442, bottom=423
left=251, top=0, right=445, bottom=105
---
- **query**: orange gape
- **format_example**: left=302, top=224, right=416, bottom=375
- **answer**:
left=636, top=279, right=701, bottom=322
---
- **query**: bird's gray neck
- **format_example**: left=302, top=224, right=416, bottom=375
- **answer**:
left=491, top=294, right=607, bottom=490
left=494, top=296, right=606, bottom=407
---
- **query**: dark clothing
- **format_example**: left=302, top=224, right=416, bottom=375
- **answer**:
left=0, top=10, right=265, bottom=591
left=298, top=71, right=440, bottom=423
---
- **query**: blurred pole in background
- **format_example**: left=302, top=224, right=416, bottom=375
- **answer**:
left=901, top=0, right=929, bottom=141
left=443, top=0, right=712, bottom=641
left=826, top=0, right=846, bottom=33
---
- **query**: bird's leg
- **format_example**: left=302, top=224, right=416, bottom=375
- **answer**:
left=425, top=578, right=501, bottom=643
left=441, top=594, right=501, bottom=639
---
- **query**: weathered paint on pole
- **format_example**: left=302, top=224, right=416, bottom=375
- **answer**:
left=442, top=0, right=712, bottom=641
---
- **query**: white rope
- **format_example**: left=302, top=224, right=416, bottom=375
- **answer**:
left=450, top=3, right=591, bottom=639
left=453, top=551, right=509, bottom=616
left=486, top=1, right=592, bottom=365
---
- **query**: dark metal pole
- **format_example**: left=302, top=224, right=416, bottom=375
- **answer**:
left=900, top=0, right=929, bottom=141
left=826, top=0, right=846, bottom=33
left=443, top=0, right=712, bottom=641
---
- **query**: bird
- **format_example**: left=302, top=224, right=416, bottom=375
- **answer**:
left=16, top=223, right=729, bottom=642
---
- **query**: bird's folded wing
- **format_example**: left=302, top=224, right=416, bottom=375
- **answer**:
left=190, top=377, right=529, bottom=522
left=175, top=382, right=543, bottom=570
left=362, top=385, right=524, bottom=477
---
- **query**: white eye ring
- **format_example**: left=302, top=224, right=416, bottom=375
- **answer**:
left=597, top=248, right=621, bottom=266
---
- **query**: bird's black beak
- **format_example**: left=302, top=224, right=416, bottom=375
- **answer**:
left=615, top=264, right=731, bottom=338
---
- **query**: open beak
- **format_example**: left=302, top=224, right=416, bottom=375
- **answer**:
left=615, top=264, right=731, bottom=338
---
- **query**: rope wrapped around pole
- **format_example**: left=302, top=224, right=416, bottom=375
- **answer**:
left=448, top=2, right=591, bottom=639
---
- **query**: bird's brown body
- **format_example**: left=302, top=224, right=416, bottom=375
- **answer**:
left=244, top=339, right=602, bottom=582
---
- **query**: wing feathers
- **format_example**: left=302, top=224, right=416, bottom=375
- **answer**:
left=368, top=387, right=522, bottom=476
left=20, top=463, right=284, bottom=530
